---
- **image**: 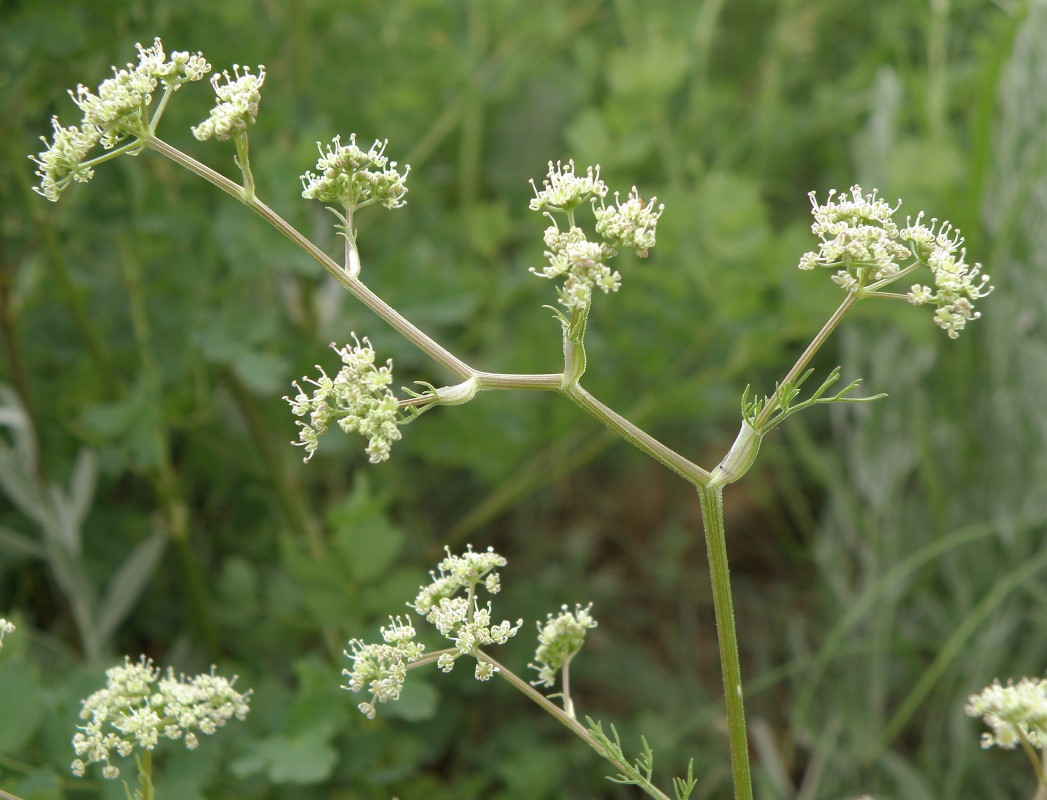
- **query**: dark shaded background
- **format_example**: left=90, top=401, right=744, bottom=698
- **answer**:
left=2, top=1, right=1046, bottom=798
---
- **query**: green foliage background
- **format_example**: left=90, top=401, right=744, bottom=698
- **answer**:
left=1, top=1, right=1046, bottom=798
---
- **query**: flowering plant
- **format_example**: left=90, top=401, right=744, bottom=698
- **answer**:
left=23, top=37, right=1001, bottom=800
left=70, top=656, right=250, bottom=797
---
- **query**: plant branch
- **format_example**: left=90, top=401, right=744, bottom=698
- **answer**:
left=145, top=136, right=474, bottom=380
left=478, top=652, right=675, bottom=800
left=753, top=293, right=857, bottom=430
left=563, top=384, right=711, bottom=486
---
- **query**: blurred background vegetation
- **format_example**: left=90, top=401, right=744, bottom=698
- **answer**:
left=1, top=0, right=1046, bottom=798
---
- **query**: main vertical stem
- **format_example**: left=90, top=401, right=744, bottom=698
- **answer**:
left=697, top=484, right=753, bottom=800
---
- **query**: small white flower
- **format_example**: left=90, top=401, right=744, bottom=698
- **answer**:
left=475, top=661, right=498, bottom=681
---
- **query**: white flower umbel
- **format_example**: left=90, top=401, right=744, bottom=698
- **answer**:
left=966, top=676, right=1047, bottom=751
left=343, top=546, right=523, bottom=718
left=299, top=135, right=410, bottom=276
left=528, top=163, right=662, bottom=316
left=531, top=223, right=620, bottom=311
left=529, top=160, right=608, bottom=213
left=70, top=656, right=250, bottom=781
left=409, top=546, right=522, bottom=675
left=301, top=134, right=410, bottom=211
left=30, top=120, right=102, bottom=202
left=594, top=188, right=664, bottom=258
left=342, top=616, right=426, bottom=719
left=525, top=604, right=598, bottom=720
left=0, top=617, right=14, bottom=651
left=900, top=214, right=993, bottom=339
left=529, top=603, right=598, bottom=689
left=965, top=675, right=1047, bottom=788
left=799, top=185, right=992, bottom=338
left=284, top=335, right=403, bottom=463
left=192, top=65, right=266, bottom=142
left=30, top=37, right=211, bottom=201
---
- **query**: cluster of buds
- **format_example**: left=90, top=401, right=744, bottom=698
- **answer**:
left=30, top=38, right=212, bottom=201
left=284, top=336, right=402, bottom=463
left=191, top=65, right=266, bottom=142
left=300, top=134, right=410, bottom=210
left=966, top=676, right=1047, bottom=750
left=799, top=185, right=992, bottom=338
left=529, top=604, right=598, bottom=688
left=529, top=161, right=663, bottom=312
left=70, top=656, right=251, bottom=780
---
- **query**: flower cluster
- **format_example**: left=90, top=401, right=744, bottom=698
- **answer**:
left=529, top=162, right=662, bottom=312
left=799, top=186, right=992, bottom=338
left=529, top=160, right=608, bottom=213
left=798, top=186, right=909, bottom=281
left=0, top=617, right=14, bottom=651
left=191, top=65, right=266, bottom=142
left=533, top=224, right=620, bottom=310
left=594, top=189, right=664, bottom=258
left=412, top=545, right=509, bottom=614
left=300, top=135, right=410, bottom=210
left=343, top=547, right=523, bottom=717
left=411, top=547, right=522, bottom=677
left=284, top=336, right=402, bottom=463
left=900, top=215, right=993, bottom=339
left=30, top=38, right=211, bottom=201
left=70, top=656, right=251, bottom=780
left=966, top=676, right=1047, bottom=750
left=343, top=617, right=426, bottom=719
left=530, top=604, right=598, bottom=688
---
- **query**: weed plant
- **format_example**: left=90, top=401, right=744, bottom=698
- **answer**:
left=2, top=2, right=1046, bottom=799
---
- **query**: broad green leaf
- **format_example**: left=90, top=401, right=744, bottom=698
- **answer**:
left=229, top=725, right=338, bottom=785
left=0, top=661, right=45, bottom=754
left=327, top=476, right=404, bottom=583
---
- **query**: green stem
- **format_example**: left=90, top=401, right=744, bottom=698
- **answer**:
left=753, top=293, right=857, bottom=430
left=697, top=483, right=753, bottom=800
left=234, top=132, right=255, bottom=202
left=1017, top=727, right=1047, bottom=788
left=136, top=749, right=154, bottom=800
left=563, top=384, right=710, bottom=486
